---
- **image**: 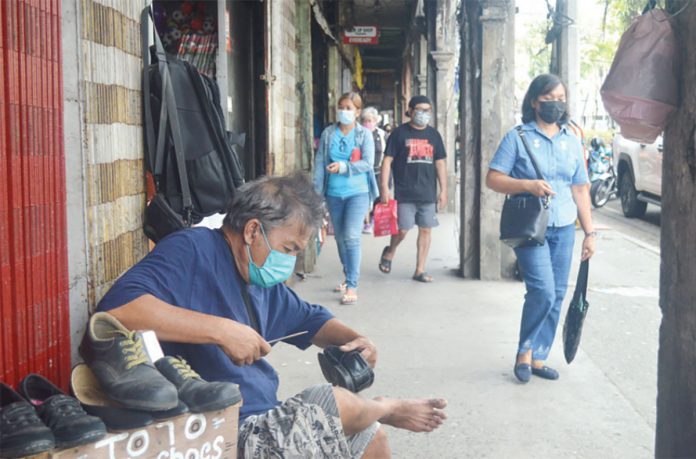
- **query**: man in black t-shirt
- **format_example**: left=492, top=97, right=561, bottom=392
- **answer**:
left=378, top=96, right=447, bottom=283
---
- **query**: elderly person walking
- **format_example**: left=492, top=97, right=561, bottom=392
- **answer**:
left=360, top=106, right=386, bottom=233
left=486, top=74, right=595, bottom=383
left=314, top=92, right=379, bottom=305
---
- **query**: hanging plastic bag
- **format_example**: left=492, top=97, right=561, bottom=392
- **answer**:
left=600, top=9, right=678, bottom=144
left=373, top=200, right=398, bottom=237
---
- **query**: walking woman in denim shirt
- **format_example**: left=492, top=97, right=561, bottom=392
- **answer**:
left=486, top=74, right=596, bottom=383
left=314, top=92, right=379, bottom=305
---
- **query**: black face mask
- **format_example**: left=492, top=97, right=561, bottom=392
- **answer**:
left=537, top=100, right=567, bottom=124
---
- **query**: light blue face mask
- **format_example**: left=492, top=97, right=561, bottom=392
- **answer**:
left=412, top=110, right=431, bottom=127
left=337, top=109, right=356, bottom=126
left=246, top=224, right=296, bottom=288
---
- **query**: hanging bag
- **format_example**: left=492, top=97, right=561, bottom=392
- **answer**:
left=499, top=127, right=550, bottom=248
left=563, top=260, right=591, bottom=364
left=140, top=7, right=245, bottom=242
left=373, top=199, right=398, bottom=237
left=600, top=8, right=678, bottom=143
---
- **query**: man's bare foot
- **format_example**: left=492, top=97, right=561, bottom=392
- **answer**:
left=376, top=397, right=447, bottom=433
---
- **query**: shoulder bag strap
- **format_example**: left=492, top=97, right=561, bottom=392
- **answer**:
left=140, top=8, right=157, bottom=178
left=515, top=126, right=550, bottom=207
left=576, top=259, right=589, bottom=300
left=515, top=126, right=545, bottom=181
left=141, top=7, right=193, bottom=221
left=240, top=285, right=261, bottom=334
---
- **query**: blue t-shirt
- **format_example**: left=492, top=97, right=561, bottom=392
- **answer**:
left=489, top=122, right=589, bottom=227
left=97, top=228, right=334, bottom=421
left=326, top=128, right=369, bottom=198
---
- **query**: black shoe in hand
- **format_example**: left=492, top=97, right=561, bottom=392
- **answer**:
left=79, top=312, right=178, bottom=411
left=19, top=374, right=107, bottom=449
left=155, top=356, right=241, bottom=413
left=0, top=383, right=54, bottom=458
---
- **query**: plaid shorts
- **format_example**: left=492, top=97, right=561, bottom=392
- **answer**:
left=238, top=384, right=378, bottom=459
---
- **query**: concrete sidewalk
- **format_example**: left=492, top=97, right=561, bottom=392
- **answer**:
left=266, top=213, right=655, bottom=458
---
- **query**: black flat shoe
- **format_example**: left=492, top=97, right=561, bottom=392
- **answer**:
left=532, top=365, right=560, bottom=380
left=513, top=363, right=532, bottom=383
left=19, top=374, right=107, bottom=449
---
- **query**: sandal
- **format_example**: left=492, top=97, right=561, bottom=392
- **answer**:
left=333, top=282, right=347, bottom=293
left=340, top=293, right=358, bottom=305
left=378, top=246, right=392, bottom=274
left=412, top=272, right=433, bottom=283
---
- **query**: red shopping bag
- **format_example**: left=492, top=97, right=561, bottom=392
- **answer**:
left=373, top=200, right=398, bottom=237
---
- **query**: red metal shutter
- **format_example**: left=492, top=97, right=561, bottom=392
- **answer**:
left=1, top=0, right=70, bottom=390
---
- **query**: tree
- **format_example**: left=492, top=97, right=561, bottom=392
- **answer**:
left=656, top=0, right=696, bottom=455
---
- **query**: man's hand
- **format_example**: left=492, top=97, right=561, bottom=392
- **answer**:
left=437, top=191, right=447, bottom=211
left=339, top=336, right=377, bottom=368
left=380, top=191, right=390, bottom=205
left=218, top=319, right=271, bottom=366
left=524, top=179, right=556, bottom=198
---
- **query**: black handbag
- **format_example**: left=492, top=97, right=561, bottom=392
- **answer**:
left=499, top=127, right=550, bottom=248
left=563, top=260, right=590, bottom=364
left=317, top=346, right=374, bottom=393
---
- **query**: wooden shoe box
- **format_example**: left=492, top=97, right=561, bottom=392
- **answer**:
left=20, top=403, right=240, bottom=459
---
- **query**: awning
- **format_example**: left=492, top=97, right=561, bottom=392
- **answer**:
left=309, top=0, right=354, bottom=72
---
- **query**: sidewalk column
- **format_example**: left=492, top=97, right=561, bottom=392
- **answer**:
left=479, top=0, right=516, bottom=280
left=431, top=50, right=456, bottom=212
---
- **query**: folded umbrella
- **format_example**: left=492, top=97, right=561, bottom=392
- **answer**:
left=563, top=260, right=590, bottom=364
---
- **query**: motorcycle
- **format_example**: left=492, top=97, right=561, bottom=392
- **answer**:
left=589, top=154, right=618, bottom=208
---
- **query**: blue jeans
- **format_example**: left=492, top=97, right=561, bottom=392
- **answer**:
left=514, top=224, right=576, bottom=360
left=326, top=193, right=370, bottom=290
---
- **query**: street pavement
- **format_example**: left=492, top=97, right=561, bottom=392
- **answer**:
left=266, top=206, right=660, bottom=458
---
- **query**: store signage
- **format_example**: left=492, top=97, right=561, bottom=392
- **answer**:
left=343, top=26, right=379, bottom=45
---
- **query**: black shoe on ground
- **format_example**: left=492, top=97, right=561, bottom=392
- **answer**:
left=155, top=356, right=242, bottom=413
left=0, top=383, right=55, bottom=458
left=18, top=374, right=107, bottom=449
left=79, top=312, right=178, bottom=411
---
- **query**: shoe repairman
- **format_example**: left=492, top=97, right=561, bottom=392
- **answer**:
left=96, top=172, right=447, bottom=459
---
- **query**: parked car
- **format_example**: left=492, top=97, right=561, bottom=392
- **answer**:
left=612, top=133, right=662, bottom=218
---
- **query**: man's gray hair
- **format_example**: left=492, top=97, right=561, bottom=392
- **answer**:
left=361, top=106, right=380, bottom=122
left=223, top=172, right=324, bottom=233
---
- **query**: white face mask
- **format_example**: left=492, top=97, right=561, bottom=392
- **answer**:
left=337, top=109, right=356, bottom=125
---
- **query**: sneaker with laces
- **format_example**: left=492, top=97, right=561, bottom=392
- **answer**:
left=79, top=312, right=178, bottom=411
left=0, top=383, right=55, bottom=458
left=155, top=356, right=242, bottom=413
left=70, top=364, right=188, bottom=431
left=18, top=374, right=106, bottom=449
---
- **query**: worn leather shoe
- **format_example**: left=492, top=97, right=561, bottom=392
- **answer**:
left=317, top=346, right=374, bottom=393
left=0, top=383, right=55, bottom=458
left=71, top=364, right=188, bottom=431
left=155, top=357, right=241, bottom=413
left=19, top=374, right=106, bottom=449
left=79, top=312, right=178, bottom=411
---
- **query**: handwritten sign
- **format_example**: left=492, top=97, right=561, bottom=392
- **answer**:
left=50, top=404, right=240, bottom=459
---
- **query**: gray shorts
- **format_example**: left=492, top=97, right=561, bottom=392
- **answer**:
left=238, top=384, right=379, bottom=458
left=397, top=202, right=439, bottom=230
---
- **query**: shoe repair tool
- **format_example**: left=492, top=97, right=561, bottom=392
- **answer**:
left=267, top=331, right=308, bottom=344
